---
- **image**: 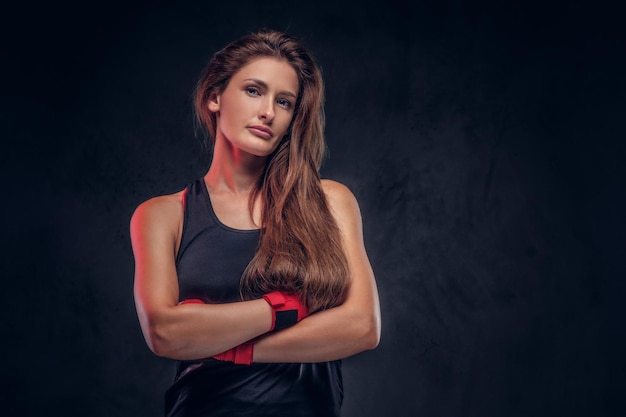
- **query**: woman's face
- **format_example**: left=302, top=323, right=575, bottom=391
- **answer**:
left=209, top=56, right=299, bottom=157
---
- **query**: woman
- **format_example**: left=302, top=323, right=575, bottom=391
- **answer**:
left=131, top=30, right=381, bottom=417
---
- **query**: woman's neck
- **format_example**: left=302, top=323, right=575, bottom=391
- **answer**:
left=204, top=134, right=267, bottom=195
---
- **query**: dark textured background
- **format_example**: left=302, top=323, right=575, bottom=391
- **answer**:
left=2, top=0, right=625, bottom=416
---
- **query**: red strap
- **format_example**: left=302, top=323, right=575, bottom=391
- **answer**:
left=263, top=291, right=286, bottom=307
left=179, top=299, right=205, bottom=305
left=233, top=342, right=254, bottom=365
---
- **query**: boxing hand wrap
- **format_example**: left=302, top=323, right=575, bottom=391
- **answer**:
left=263, top=291, right=309, bottom=331
left=213, top=342, right=254, bottom=365
left=179, top=298, right=205, bottom=305
left=213, top=290, right=310, bottom=365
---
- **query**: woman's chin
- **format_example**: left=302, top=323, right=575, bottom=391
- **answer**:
left=238, top=140, right=281, bottom=158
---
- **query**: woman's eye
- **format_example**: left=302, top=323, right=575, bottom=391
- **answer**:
left=245, top=87, right=260, bottom=96
left=277, top=99, right=292, bottom=109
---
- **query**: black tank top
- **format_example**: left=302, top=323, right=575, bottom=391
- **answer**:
left=165, top=179, right=343, bottom=417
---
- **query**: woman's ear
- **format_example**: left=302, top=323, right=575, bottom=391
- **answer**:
left=208, top=91, right=220, bottom=112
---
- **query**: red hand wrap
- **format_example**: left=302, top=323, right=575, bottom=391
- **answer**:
left=179, top=298, right=205, bottom=305
left=213, top=342, right=254, bottom=365
left=263, top=291, right=309, bottom=331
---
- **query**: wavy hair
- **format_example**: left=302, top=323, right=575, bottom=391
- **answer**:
left=194, top=30, right=349, bottom=312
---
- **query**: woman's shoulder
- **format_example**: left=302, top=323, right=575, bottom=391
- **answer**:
left=321, top=179, right=361, bottom=219
left=130, top=190, right=186, bottom=232
left=321, top=178, right=349, bottom=194
left=321, top=179, right=357, bottom=201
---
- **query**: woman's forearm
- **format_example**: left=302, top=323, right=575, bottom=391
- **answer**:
left=252, top=304, right=380, bottom=363
left=138, top=298, right=272, bottom=360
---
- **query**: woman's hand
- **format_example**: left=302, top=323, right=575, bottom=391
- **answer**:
left=263, top=291, right=309, bottom=330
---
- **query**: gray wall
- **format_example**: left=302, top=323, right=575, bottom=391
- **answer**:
left=3, top=0, right=624, bottom=416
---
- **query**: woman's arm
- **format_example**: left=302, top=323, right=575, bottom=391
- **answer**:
left=252, top=180, right=381, bottom=362
left=131, top=193, right=273, bottom=361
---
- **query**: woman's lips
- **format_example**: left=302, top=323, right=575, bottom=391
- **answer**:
left=248, top=125, right=273, bottom=139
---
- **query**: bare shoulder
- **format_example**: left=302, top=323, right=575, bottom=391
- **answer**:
left=321, top=179, right=361, bottom=222
left=130, top=190, right=185, bottom=236
left=321, top=178, right=352, bottom=197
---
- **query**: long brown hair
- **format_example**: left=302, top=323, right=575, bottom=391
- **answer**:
left=194, top=30, right=349, bottom=312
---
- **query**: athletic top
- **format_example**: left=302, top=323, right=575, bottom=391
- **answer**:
left=164, top=178, right=343, bottom=417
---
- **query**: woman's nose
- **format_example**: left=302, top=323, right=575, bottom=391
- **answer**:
left=259, top=99, right=275, bottom=122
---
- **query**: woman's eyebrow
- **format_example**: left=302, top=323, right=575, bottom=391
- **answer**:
left=244, top=78, right=297, bottom=99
